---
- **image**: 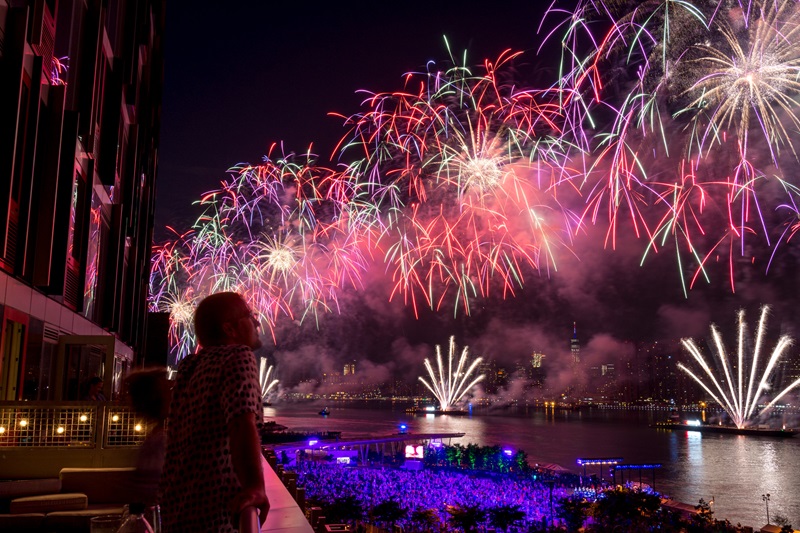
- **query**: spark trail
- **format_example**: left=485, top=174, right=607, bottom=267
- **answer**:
left=418, top=336, right=485, bottom=411
left=679, top=305, right=800, bottom=428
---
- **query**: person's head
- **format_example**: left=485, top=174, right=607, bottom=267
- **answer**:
left=194, top=292, right=262, bottom=349
left=88, top=376, right=103, bottom=392
left=125, top=367, right=171, bottom=422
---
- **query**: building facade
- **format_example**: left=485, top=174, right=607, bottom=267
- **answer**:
left=0, top=0, right=164, bottom=401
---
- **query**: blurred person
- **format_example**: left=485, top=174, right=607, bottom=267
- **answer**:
left=125, top=367, right=171, bottom=506
left=159, top=292, right=268, bottom=532
left=83, top=376, right=106, bottom=401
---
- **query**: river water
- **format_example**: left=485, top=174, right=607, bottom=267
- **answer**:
left=264, top=403, right=800, bottom=528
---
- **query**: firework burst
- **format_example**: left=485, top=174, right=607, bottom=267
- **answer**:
left=339, top=49, right=579, bottom=316
left=682, top=0, right=800, bottom=163
left=149, top=148, right=367, bottom=359
left=418, top=336, right=485, bottom=411
left=679, top=305, right=800, bottom=428
left=548, top=0, right=800, bottom=291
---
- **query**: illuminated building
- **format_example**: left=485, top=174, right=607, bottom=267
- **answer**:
left=529, top=352, right=546, bottom=389
left=0, top=0, right=165, bottom=401
left=570, top=323, right=580, bottom=365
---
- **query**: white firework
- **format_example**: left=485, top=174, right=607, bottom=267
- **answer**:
left=419, top=336, right=485, bottom=411
left=679, top=305, right=800, bottom=429
left=259, top=359, right=279, bottom=402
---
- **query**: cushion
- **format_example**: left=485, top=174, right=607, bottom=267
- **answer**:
left=60, top=467, right=136, bottom=504
left=0, top=513, right=46, bottom=531
left=10, top=492, right=88, bottom=514
left=0, top=478, right=61, bottom=499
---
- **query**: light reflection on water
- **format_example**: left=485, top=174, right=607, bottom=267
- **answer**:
left=265, top=404, right=799, bottom=527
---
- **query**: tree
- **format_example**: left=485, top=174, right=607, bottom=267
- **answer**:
left=464, top=444, right=480, bottom=469
left=323, top=495, right=364, bottom=526
left=514, top=450, right=530, bottom=474
left=692, top=498, right=714, bottom=527
left=588, top=488, right=661, bottom=532
left=556, top=495, right=590, bottom=533
left=446, top=504, right=487, bottom=533
left=409, top=507, right=440, bottom=533
left=371, top=498, right=407, bottom=532
left=446, top=444, right=464, bottom=467
left=487, top=504, right=526, bottom=533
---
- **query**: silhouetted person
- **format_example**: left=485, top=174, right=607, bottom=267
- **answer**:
left=83, top=377, right=106, bottom=401
left=159, top=292, right=268, bottom=532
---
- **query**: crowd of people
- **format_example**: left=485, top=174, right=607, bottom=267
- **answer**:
left=290, top=460, right=569, bottom=528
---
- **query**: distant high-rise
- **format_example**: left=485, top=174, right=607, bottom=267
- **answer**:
left=570, top=323, right=580, bottom=365
left=530, top=352, right=546, bottom=389
left=344, top=361, right=356, bottom=375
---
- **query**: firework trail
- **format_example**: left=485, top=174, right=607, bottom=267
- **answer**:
left=679, top=305, right=800, bottom=428
left=338, top=48, right=582, bottom=316
left=259, top=360, right=279, bottom=402
left=418, top=336, right=485, bottom=411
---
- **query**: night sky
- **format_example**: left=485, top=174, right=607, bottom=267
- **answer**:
left=155, top=2, right=800, bottom=387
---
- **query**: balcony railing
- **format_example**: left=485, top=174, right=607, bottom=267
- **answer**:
left=0, top=401, right=151, bottom=448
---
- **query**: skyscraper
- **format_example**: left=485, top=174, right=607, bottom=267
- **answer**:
left=570, top=322, right=580, bottom=365
left=0, top=0, right=165, bottom=401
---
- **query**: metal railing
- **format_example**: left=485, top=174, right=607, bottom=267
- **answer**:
left=239, top=506, right=261, bottom=533
left=0, top=401, right=150, bottom=448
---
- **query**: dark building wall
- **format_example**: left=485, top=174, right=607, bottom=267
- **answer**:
left=0, top=0, right=165, bottom=400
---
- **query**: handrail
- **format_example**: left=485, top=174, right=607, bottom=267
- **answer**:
left=239, top=505, right=261, bottom=533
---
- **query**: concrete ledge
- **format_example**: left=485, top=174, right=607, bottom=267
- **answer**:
left=261, top=457, right=313, bottom=533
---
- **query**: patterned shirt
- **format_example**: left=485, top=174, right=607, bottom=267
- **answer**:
left=160, top=345, right=262, bottom=532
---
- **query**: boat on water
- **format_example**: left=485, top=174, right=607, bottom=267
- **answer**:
left=652, top=420, right=797, bottom=438
left=407, top=406, right=470, bottom=416
left=319, top=407, right=330, bottom=416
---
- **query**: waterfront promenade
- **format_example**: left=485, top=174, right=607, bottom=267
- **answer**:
left=266, top=404, right=800, bottom=526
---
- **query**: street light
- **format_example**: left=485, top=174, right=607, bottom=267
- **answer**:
left=762, top=494, right=771, bottom=524
left=544, top=480, right=555, bottom=524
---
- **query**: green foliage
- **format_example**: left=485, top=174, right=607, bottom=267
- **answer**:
left=420, top=443, right=533, bottom=475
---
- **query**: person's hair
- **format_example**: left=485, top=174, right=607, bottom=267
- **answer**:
left=125, top=367, right=169, bottom=421
left=194, top=292, right=248, bottom=347
left=88, top=376, right=103, bottom=386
